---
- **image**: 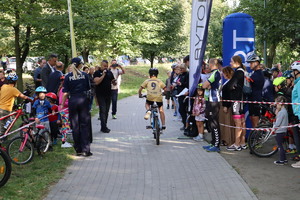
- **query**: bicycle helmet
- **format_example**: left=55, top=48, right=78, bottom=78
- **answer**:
left=291, top=61, right=300, bottom=71
left=246, top=54, right=261, bottom=63
left=35, top=86, right=47, bottom=93
left=271, top=67, right=279, bottom=72
left=273, top=77, right=286, bottom=86
left=7, top=73, right=18, bottom=81
left=149, top=68, right=159, bottom=76
left=263, top=68, right=272, bottom=77
left=46, top=92, right=57, bottom=100
left=197, top=83, right=203, bottom=89
left=283, top=70, right=293, bottom=79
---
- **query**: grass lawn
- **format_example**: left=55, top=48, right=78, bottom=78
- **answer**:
left=0, top=63, right=171, bottom=199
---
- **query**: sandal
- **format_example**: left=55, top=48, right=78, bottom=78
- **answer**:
left=291, top=155, right=300, bottom=161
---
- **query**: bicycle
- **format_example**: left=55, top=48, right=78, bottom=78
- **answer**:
left=0, top=148, right=11, bottom=187
left=143, top=96, right=162, bottom=145
left=248, top=104, right=288, bottom=157
left=6, top=118, right=51, bottom=165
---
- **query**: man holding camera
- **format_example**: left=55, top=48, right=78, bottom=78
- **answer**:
left=94, top=60, right=115, bottom=133
left=110, top=59, right=125, bottom=119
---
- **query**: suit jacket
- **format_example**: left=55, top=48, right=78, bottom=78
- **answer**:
left=46, top=70, right=63, bottom=94
left=41, top=63, right=53, bottom=87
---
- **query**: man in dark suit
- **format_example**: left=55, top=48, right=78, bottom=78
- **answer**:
left=46, top=61, right=64, bottom=94
left=41, top=54, right=58, bottom=87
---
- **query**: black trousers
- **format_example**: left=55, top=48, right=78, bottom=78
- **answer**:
left=69, top=95, right=91, bottom=153
left=97, top=95, right=111, bottom=130
left=178, top=96, right=188, bottom=126
left=205, top=102, right=221, bottom=147
left=111, top=89, right=118, bottom=115
left=49, top=121, right=59, bottom=141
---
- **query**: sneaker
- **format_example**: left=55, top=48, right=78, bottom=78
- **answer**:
left=112, top=115, right=117, bottom=119
left=286, top=149, right=297, bottom=154
left=240, top=144, right=248, bottom=150
left=144, top=111, right=151, bottom=120
left=274, top=160, right=285, bottom=165
left=61, top=142, right=73, bottom=148
left=203, top=144, right=213, bottom=150
left=167, top=104, right=170, bottom=109
left=291, top=161, right=300, bottom=168
left=101, top=128, right=111, bottom=133
left=291, top=155, right=300, bottom=161
left=206, top=146, right=220, bottom=152
left=193, top=135, right=203, bottom=142
left=227, top=144, right=242, bottom=151
left=162, top=125, right=166, bottom=130
left=173, top=112, right=177, bottom=117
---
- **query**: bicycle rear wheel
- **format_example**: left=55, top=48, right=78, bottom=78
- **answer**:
left=248, top=128, right=278, bottom=157
left=154, top=116, right=160, bottom=145
left=36, top=130, right=51, bottom=154
left=0, top=148, right=11, bottom=187
left=7, top=136, right=34, bottom=165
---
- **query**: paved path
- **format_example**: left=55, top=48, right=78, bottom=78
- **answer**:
left=45, top=96, right=257, bottom=200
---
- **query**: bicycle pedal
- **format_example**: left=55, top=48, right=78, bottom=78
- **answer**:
left=146, top=126, right=152, bottom=129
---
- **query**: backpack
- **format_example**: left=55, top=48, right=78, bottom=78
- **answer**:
left=237, top=68, right=253, bottom=96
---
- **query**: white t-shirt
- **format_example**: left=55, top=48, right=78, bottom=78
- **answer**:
left=111, top=68, right=123, bottom=90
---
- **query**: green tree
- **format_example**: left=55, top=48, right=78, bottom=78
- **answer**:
left=237, top=0, right=300, bottom=68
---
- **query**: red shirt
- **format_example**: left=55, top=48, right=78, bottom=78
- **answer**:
left=48, top=104, right=59, bottom=122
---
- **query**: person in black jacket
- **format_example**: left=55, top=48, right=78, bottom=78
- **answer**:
left=46, top=61, right=64, bottom=94
left=177, top=63, right=189, bottom=133
left=41, top=54, right=58, bottom=87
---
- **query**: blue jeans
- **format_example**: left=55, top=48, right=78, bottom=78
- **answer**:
left=111, top=89, right=118, bottom=115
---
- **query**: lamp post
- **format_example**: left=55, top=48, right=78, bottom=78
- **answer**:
left=67, top=0, right=77, bottom=58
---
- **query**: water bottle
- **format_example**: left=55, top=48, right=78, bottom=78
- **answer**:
left=4, top=119, right=12, bottom=129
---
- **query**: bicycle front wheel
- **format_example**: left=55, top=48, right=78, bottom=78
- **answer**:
left=248, top=129, right=278, bottom=157
left=154, top=116, right=160, bottom=145
left=36, top=130, right=51, bottom=154
left=0, top=148, right=11, bottom=187
left=7, top=136, right=34, bottom=165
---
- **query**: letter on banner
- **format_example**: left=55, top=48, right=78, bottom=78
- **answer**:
left=189, top=0, right=213, bottom=97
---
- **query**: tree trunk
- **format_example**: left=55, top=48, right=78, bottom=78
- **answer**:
left=150, top=53, right=155, bottom=68
left=82, top=47, right=89, bottom=63
left=267, top=43, right=277, bottom=68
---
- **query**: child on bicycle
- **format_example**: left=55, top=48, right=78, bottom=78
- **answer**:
left=0, top=73, right=32, bottom=135
left=273, top=96, right=289, bottom=165
left=32, top=86, right=52, bottom=136
left=46, top=92, right=61, bottom=145
left=192, top=83, right=206, bottom=141
left=138, top=68, right=166, bottom=129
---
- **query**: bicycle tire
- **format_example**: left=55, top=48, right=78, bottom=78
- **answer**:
left=154, top=116, right=160, bottom=145
left=36, top=130, right=51, bottom=154
left=0, top=148, right=11, bottom=187
left=248, top=124, right=278, bottom=157
left=7, top=136, right=34, bottom=165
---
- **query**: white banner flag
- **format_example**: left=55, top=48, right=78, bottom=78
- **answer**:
left=189, top=0, right=213, bottom=96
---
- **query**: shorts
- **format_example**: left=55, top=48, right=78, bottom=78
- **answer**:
left=165, top=91, right=171, bottom=100
left=232, top=102, right=244, bottom=119
left=249, top=103, right=261, bottom=117
left=195, top=113, right=206, bottom=122
left=146, top=100, right=163, bottom=108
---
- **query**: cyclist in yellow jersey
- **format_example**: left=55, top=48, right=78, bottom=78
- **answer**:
left=138, top=68, right=166, bottom=129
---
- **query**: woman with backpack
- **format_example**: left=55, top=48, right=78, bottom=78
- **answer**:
left=225, top=55, right=247, bottom=151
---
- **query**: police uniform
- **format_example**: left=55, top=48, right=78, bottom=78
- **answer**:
left=63, top=71, right=91, bottom=154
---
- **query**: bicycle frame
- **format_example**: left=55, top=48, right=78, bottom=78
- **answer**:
left=150, top=103, right=160, bottom=130
left=0, top=107, right=24, bottom=137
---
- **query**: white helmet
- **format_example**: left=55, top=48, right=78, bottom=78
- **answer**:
left=291, top=61, right=300, bottom=71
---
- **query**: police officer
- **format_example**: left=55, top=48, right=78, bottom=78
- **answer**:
left=61, top=57, right=92, bottom=157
